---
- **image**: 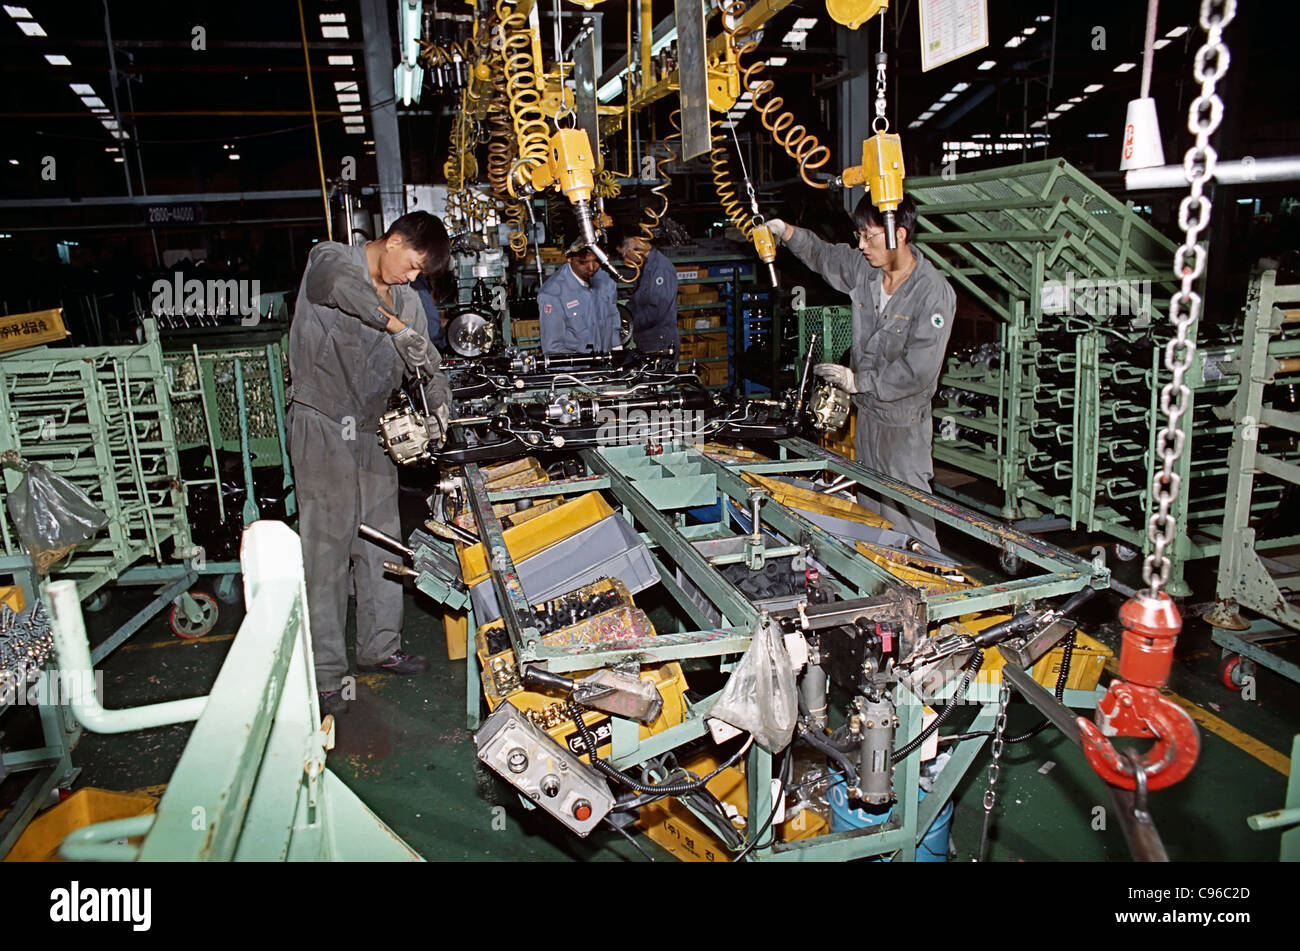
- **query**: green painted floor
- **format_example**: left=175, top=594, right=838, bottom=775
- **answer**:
left=11, top=510, right=1297, bottom=863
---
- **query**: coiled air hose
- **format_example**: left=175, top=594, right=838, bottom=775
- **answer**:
left=891, top=647, right=985, bottom=764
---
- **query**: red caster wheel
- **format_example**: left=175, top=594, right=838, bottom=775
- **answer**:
left=169, top=591, right=218, bottom=639
left=1219, top=653, right=1256, bottom=690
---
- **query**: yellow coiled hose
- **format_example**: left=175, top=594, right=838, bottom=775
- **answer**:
left=722, top=0, right=831, bottom=189
left=497, top=0, right=550, bottom=198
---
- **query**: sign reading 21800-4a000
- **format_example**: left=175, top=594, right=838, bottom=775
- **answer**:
left=143, top=203, right=203, bottom=225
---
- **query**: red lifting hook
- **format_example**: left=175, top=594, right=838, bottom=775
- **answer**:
left=1075, top=592, right=1200, bottom=791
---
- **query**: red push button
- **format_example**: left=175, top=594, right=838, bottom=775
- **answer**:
left=573, top=799, right=592, bottom=821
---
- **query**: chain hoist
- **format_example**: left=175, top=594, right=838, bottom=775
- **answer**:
left=1076, top=1, right=1232, bottom=797
left=1144, top=0, right=1236, bottom=597
left=977, top=681, right=1011, bottom=861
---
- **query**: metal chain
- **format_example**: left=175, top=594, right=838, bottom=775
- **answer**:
left=977, top=681, right=1012, bottom=861
left=1143, top=0, right=1236, bottom=597
left=873, top=12, right=888, bottom=133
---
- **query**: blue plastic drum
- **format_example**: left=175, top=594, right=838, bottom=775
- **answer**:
left=825, top=775, right=954, bottom=862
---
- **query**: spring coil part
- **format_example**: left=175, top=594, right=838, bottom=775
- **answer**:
left=496, top=0, right=550, bottom=198
left=619, top=116, right=680, bottom=282
left=723, top=0, right=831, bottom=189
left=485, top=62, right=529, bottom=257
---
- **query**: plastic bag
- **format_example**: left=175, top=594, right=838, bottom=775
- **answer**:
left=5, top=461, right=109, bottom=574
left=709, top=615, right=798, bottom=752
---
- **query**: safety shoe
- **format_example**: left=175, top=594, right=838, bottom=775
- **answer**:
left=318, top=689, right=349, bottom=717
left=357, top=650, right=430, bottom=676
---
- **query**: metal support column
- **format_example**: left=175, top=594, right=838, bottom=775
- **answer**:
left=359, top=0, right=407, bottom=230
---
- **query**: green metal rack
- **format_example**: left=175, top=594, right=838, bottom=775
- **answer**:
left=1206, top=269, right=1300, bottom=687
left=903, top=157, right=1278, bottom=595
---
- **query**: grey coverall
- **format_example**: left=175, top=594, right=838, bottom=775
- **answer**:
left=786, top=229, right=956, bottom=550
left=626, top=248, right=679, bottom=353
left=288, top=241, right=452, bottom=692
left=538, top=263, right=619, bottom=355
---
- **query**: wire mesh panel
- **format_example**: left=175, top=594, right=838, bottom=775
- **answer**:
left=165, top=346, right=288, bottom=465
left=796, top=306, right=853, bottom=381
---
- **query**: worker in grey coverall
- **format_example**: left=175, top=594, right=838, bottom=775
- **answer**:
left=614, top=230, right=679, bottom=353
left=538, top=246, right=619, bottom=355
left=767, top=195, right=955, bottom=551
left=288, top=211, right=454, bottom=716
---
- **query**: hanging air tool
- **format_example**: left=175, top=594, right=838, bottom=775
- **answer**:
left=834, top=16, right=905, bottom=249
left=522, top=127, right=621, bottom=280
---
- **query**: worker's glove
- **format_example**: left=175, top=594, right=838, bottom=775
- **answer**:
left=425, top=403, right=451, bottom=448
left=391, top=323, right=432, bottom=372
left=814, top=363, right=857, bottom=394
left=764, top=218, right=788, bottom=245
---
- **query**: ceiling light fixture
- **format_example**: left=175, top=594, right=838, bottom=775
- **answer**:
left=1166, top=25, right=1188, bottom=38
left=1004, top=35, right=1025, bottom=48
left=1113, top=62, right=1136, bottom=72
left=328, top=55, right=354, bottom=66
left=977, top=60, right=996, bottom=70
left=45, top=54, right=70, bottom=66
left=793, top=17, right=817, bottom=29
left=1152, top=38, right=1171, bottom=49
left=1084, top=83, right=1104, bottom=93
left=3, top=6, right=32, bottom=17
left=17, top=19, right=44, bottom=35
left=321, top=25, right=348, bottom=39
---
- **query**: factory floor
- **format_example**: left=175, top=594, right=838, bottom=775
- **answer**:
left=4, top=487, right=1297, bottom=864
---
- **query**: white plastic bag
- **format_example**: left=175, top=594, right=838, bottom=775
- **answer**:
left=5, top=460, right=108, bottom=574
left=709, top=615, right=798, bottom=752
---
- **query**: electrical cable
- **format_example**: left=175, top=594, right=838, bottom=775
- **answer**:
left=891, top=647, right=985, bottom=764
left=568, top=699, right=752, bottom=794
left=295, top=0, right=331, bottom=233
left=734, top=745, right=792, bottom=862
left=604, top=816, right=656, bottom=861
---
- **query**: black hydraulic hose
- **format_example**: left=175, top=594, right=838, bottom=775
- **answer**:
left=568, top=700, right=748, bottom=795
left=735, top=746, right=794, bottom=863
left=1006, top=630, right=1077, bottom=744
left=797, top=721, right=860, bottom=786
left=891, top=648, right=985, bottom=765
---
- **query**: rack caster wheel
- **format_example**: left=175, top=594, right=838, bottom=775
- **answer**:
left=169, top=591, right=218, bottom=639
left=1219, top=653, right=1256, bottom=691
left=213, top=573, right=241, bottom=605
left=84, top=589, right=112, bottom=613
left=999, top=550, right=1022, bottom=575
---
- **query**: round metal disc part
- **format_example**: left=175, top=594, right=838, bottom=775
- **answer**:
left=447, top=311, right=496, bottom=357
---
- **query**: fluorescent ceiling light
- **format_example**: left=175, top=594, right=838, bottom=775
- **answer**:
left=726, top=111, right=744, bottom=119
left=334, top=81, right=358, bottom=92
left=342, top=116, right=364, bottom=124
left=1046, top=111, right=1060, bottom=120
left=1068, top=96, right=1083, bottom=103
left=91, top=107, right=109, bottom=114
left=978, top=60, right=997, bottom=70
left=3, top=5, right=32, bottom=17
left=768, top=56, right=787, bottom=66
left=228, top=153, right=241, bottom=160
left=113, top=156, right=123, bottom=163
left=7, top=158, right=17, bottom=165
left=918, top=111, right=934, bottom=121
left=1055, top=103, right=1073, bottom=111
left=100, top=118, right=118, bottom=128
left=321, top=25, right=349, bottom=39
left=782, top=30, right=805, bottom=46
left=908, top=120, right=924, bottom=129
left=69, top=83, right=94, bottom=95
left=80, top=96, right=105, bottom=108
left=1166, top=25, right=1188, bottom=38
left=1005, top=35, right=1025, bottom=48
left=45, top=54, right=70, bottom=66
left=1085, top=132, right=1108, bottom=138
left=336, top=92, right=360, bottom=103
left=1036, top=14, right=1051, bottom=22
left=345, top=125, right=366, bottom=134
left=793, top=17, right=817, bottom=29
left=17, top=18, right=43, bottom=35
left=1021, top=27, right=1036, bottom=35
left=1113, top=62, right=1136, bottom=72
left=339, top=103, right=362, bottom=112
left=328, top=55, right=354, bottom=66
left=319, top=13, right=347, bottom=23
left=104, top=146, right=118, bottom=152
left=1152, top=38, right=1171, bottom=49
left=1084, top=83, right=1104, bottom=93
left=363, top=140, right=374, bottom=145
left=952, top=82, right=970, bottom=92
left=939, top=92, right=957, bottom=102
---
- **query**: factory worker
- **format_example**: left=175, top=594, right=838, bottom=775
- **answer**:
left=537, top=245, right=620, bottom=355
left=612, top=225, right=679, bottom=354
left=288, top=211, right=454, bottom=718
left=766, top=194, right=955, bottom=551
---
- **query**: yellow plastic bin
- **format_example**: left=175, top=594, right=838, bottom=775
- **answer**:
left=5, top=788, right=158, bottom=862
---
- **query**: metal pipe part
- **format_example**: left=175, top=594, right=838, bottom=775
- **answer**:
left=1126, top=156, right=1300, bottom=190
left=47, top=580, right=208, bottom=733
left=358, top=523, right=414, bottom=558
left=800, top=664, right=828, bottom=732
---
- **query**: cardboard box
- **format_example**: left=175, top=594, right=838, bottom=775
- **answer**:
left=678, top=287, right=720, bottom=304
left=511, top=318, right=540, bottom=341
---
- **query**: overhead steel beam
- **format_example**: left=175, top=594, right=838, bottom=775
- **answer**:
left=0, top=190, right=320, bottom=209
